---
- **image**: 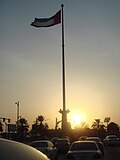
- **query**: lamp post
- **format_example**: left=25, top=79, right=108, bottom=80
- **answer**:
left=15, top=101, right=20, bottom=131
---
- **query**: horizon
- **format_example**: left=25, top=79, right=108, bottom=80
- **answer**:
left=0, top=0, right=120, bottom=129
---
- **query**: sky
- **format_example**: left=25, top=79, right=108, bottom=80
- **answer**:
left=0, top=0, right=120, bottom=129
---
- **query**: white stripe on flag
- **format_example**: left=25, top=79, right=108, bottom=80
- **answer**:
left=33, top=19, right=54, bottom=27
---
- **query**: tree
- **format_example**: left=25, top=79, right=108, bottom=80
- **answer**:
left=80, top=121, right=88, bottom=128
left=38, top=115, right=45, bottom=123
left=37, top=115, right=45, bottom=135
left=91, top=122, right=98, bottom=130
left=17, top=117, right=29, bottom=137
left=107, top=122, right=119, bottom=134
left=44, top=122, right=49, bottom=130
left=38, top=115, right=49, bottom=136
left=31, top=115, right=49, bottom=136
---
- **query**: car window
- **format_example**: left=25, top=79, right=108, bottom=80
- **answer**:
left=70, top=142, right=98, bottom=151
left=109, top=137, right=117, bottom=139
left=106, top=135, right=118, bottom=140
left=31, top=142, right=48, bottom=147
left=57, top=139, right=69, bottom=144
left=86, top=138, right=100, bottom=142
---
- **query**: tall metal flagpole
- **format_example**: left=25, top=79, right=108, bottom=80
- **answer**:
left=59, top=4, right=70, bottom=132
left=61, top=4, right=66, bottom=112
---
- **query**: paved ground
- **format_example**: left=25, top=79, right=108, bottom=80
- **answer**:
left=104, top=146, right=120, bottom=160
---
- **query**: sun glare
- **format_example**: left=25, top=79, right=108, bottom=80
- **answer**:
left=72, top=114, right=81, bottom=124
left=69, top=112, right=86, bottom=128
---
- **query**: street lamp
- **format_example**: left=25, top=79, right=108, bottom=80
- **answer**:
left=15, top=101, right=20, bottom=131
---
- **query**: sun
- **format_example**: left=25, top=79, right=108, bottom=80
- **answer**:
left=72, top=114, right=81, bottom=125
left=69, top=112, right=86, bottom=128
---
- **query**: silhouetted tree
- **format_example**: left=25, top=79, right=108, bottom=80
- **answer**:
left=80, top=121, right=88, bottom=128
left=37, top=115, right=45, bottom=135
left=98, top=124, right=106, bottom=139
left=107, top=122, right=119, bottom=134
left=38, top=115, right=45, bottom=123
left=44, top=122, right=49, bottom=130
left=91, top=119, right=103, bottom=130
left=17, top=117, right=29, bottom=137
left=91, top=122, right=98, bottom=130
left=31, top=119, right=38, bottom=136
left=31, top=115, right=49, bottom=136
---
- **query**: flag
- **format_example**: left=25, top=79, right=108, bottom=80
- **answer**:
left=31, top=10, right=61, bottom=27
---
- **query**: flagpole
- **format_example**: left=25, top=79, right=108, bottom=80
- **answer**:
left=61, top=4, right=66, bottom=112
left=59, top=4, right=70, bottom=132
left=30, top=7, right=69, bottom=131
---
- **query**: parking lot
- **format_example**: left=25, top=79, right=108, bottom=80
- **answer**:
left=104, top=146, right=120, bottom=160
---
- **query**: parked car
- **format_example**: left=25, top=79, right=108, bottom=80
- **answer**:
left=30, top=140, right=57, bottom=160
left=51, top=137, right=59, bottom=145
left=104, top=135, right=119, bottom=146
left=0, top=138, right=49, bottom=160
left=79, top=136, right=87, bottom=141
left=55, top=138, right=70, bottom=153
left=85, top=137, right=104, bottom=155
left=67, top=141, right=103, bottom=160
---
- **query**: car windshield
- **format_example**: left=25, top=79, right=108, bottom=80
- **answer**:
left=70, top=142, right=98, bottom=151
left=31, top=142, right=48, bottom=147
left=57, top=139, right=69, bottom=144
left=108, top=136, right=117, bottom=139
left=86, top=138, right=101, bottom=142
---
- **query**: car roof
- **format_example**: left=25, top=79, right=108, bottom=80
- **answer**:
left=86, top=137, right=101, bottom=141
left=0, top=138, right=49, bottom=160
left=106, top=135, right=118, bottom=137
left=57, top=138, right=70, bottom=141
left=86, top=137, right=100, bottom=139
left=31, top=140, right=53, bottom=144
left=31, top=140, right=51, bottom=142
left=73, top=140, right=97, bottom=144
left=51, top=137, right=59, bottom=140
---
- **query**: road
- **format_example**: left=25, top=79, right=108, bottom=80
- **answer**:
left=57, top=146, right=120, bottom=160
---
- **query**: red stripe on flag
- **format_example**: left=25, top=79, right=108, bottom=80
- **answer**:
left=54, top=10, right=61, bottom=24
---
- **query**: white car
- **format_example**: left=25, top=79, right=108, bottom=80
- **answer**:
left=67, top=141, right=103, bottom=160
left=105, top=135, right=119, bottom=146
left=0, top=138, right=49, bottom=160
left=30, top=140, right=57, bottom=160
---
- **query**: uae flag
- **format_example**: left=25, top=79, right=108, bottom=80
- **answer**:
left=31, top=10, right=61, bottom=27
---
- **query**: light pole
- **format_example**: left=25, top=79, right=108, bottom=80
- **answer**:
left=15, top=101, right=20, bottom=131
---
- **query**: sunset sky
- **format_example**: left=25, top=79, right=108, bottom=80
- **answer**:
left=0, top=0, right=120, bottom=129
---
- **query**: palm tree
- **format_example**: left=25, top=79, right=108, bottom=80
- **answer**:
left=17, top=117, right=29, bottom=137
left=37, top=115, right=49, bottom=136
left=38, top=115, right=45, bottom=123
left=31, top=115, right=49, bottom=136
left=91, top=122, right=98, bottom=130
